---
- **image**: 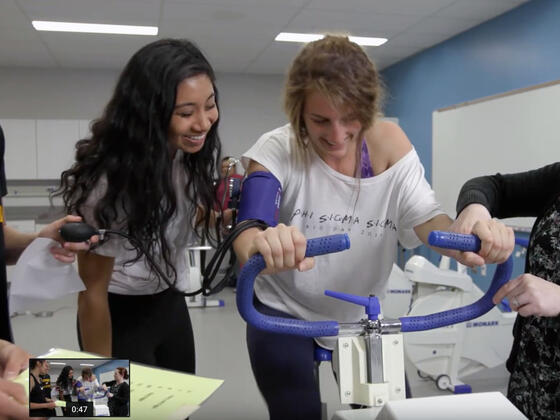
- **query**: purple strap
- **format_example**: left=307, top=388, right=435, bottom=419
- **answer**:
left=361, top=140, right=374, bottom=178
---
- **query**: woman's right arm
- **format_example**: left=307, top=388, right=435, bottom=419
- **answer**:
left=77, top=251, right=115, bottom=357
left=232, top=160, right=313, bottom=273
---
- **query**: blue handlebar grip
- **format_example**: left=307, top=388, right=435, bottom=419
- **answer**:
left=304, top=233, right=350, bottom=258
left=428, top=231, right=481, bottom=252
left=236, top=234, right=350, bottom=337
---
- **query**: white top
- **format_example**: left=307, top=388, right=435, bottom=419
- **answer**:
left=82, top=150, right=196, bottom=295
left=243, top=124, right=444, bottom=348
left=76, top=377, right=102, bottom=401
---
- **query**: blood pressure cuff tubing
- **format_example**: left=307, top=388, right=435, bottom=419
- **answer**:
left=237, top=171, right=282, bottom=227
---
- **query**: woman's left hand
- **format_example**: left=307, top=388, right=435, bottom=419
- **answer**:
left=37, top=215, right=99, bottom=263
left=493, top=273, right=560, bottom=317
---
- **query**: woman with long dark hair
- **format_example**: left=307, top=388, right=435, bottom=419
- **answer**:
left=56, top=365, right=75, bottom=415
left=59, top=38, right=222, bottom=373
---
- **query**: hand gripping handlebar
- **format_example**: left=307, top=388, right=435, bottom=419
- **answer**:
left=237, top=231, right=520, bottom=336
left=236, top=234, right=350, bottom=337
left=398, top=231, right=516, bottom=332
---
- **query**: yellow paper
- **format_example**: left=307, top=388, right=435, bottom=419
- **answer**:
left=14, top=348, right=223, bottom=420
left=55, top=400, right=67, bottom=407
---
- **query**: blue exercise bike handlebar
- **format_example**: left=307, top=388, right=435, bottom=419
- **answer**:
left=237, top=231, right=523, bottom=336
left=398, top=231, right=517, bottom=332
left=236, top=234, right=350, bottom=337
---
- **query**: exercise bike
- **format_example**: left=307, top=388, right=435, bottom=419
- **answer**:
left=236, top=232, right=526, bottom=419
left=381, top=238, right=527, bottom=393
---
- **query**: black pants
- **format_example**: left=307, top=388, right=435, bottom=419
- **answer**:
left=61, top=394, right=72, bottom=416
left=78, top=288, right=195, bottom=373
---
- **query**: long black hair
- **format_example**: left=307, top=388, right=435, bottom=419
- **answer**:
left=56, top=365, right=74, bottom=389
left=58, top=38, right=222, bottom=287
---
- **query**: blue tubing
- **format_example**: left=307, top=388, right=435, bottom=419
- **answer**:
left=400, top=231, right=513, bottom=332
left=236, top=234, right=350, bottom=337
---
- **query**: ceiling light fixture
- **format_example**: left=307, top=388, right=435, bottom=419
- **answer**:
left=274, top=32, right=387, bottom=47
left=275, top=32, right=324, bottom=43
left=32, top=20, right=158, bottom=36
left=275, top=32, right=387, bottom=46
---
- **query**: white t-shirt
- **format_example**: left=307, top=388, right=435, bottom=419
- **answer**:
left=76, top=377, right=101, bottom=401
left=243, top=124, right=444, bottom=348
left=81, top=150, right=196, bottom=295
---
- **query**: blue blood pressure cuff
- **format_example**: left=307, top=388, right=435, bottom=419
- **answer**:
left=237, top=171, right=282, bottom=227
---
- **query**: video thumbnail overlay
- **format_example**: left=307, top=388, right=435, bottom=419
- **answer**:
left=29, top=358, right=130, bottom=418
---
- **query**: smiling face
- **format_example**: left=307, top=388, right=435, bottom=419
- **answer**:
left=302, top=90, right=363, bottom=173
left=168, top=73, right=219, bottom=156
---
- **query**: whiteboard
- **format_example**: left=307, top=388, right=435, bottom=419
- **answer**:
left=432, top=80, right=560, bottom=230
left=99, top=371, right=114, bottom=385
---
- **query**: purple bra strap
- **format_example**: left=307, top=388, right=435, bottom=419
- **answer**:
left=361, top=140, right=374, bottom=178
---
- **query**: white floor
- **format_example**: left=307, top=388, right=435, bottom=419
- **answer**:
left=11, top=288, right=509, bottom=420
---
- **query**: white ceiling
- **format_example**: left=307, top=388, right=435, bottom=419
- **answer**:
left=0, top=0, right=530, bottom=74
left=47, top=358, right=117, bottom=377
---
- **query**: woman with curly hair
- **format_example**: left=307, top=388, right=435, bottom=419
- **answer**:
left=55, top=365, right=75, bottom=415
left=59, top=38, right=222, bottom=373
left=233, top=35, right=512, bottom=419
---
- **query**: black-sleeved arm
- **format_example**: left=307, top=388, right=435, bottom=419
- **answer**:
left=456, top=162, right=560, bottom=219
left=111, top=382, right=129, bottom=404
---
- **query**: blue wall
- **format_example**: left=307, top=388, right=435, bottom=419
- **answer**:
left=382, top=0, right=560, bottom=184
left=382, top=0, right=560, bottom=285
left=94, top=359, right=129, bottom=384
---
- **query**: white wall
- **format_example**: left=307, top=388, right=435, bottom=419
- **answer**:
left=217, top=73, right=286, bottom=160
left=433, top=80, right=560, bottom=230
left=0, top=68, right=119, bottom=120
left=0, top=67, right=286, bottom=164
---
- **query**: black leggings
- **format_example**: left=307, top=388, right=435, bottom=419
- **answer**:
left=247, top=298, right=321, bottom=420
left=61, top=394, right=72, bottom=416
left=78, top=288, right=195, bottom=373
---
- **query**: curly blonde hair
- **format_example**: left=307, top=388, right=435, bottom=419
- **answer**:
left=284, top=34, right=384, bottom=149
